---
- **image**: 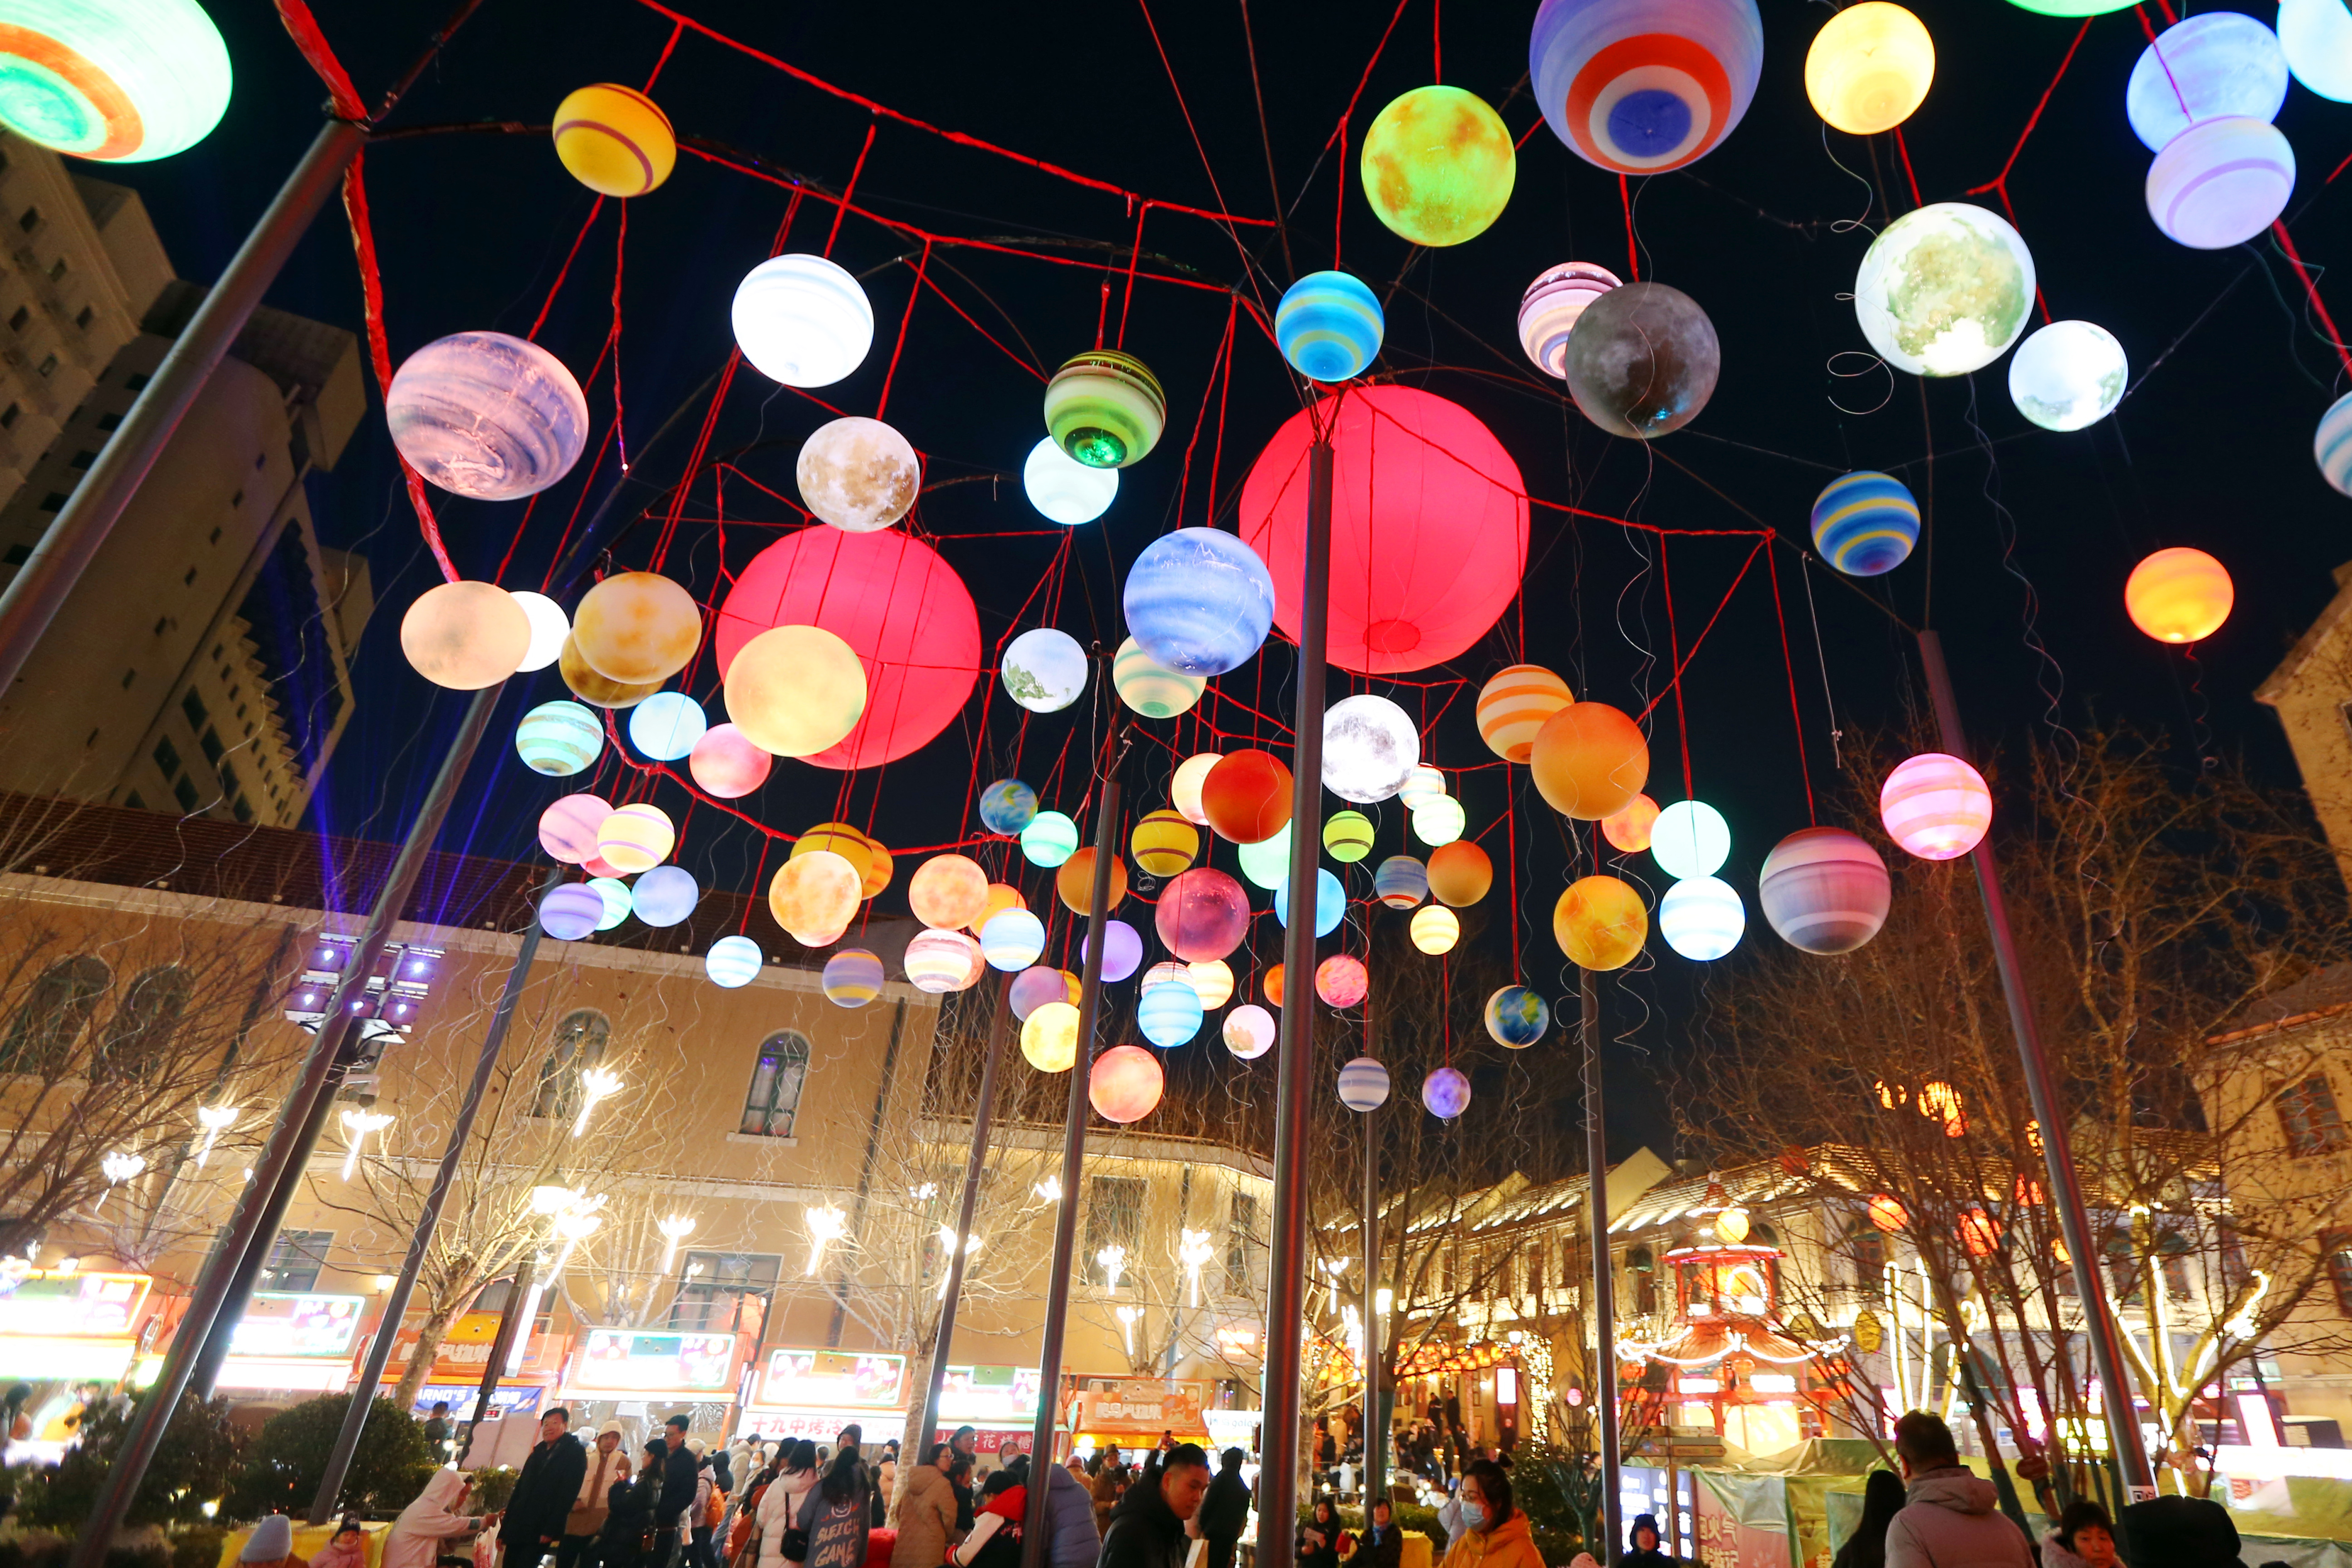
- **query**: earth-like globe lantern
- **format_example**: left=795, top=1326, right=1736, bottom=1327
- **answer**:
left=1853, top=202, right=2035, bottom=377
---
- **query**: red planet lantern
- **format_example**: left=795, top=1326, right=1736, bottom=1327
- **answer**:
left=1238, top=387, right=1529, bottom=675
left=1958, top=1206, right=2003, bottom=1257
left=1867, top=1193, right=1908, bottom=1233
left=1264, top=963, right=1285, bottom=1007
left=1426, top=841, right=1493, bottom=907
left=1202, top=750, right=1294, bottom=844
left=1156, top=867, right=1252, bottom=961
left=1090, top=1044, right=1165, bottom=1123
left=714, top=525, right=982, bottom=769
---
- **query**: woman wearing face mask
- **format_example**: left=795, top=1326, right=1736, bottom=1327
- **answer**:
left=1438, top=1460, right=1544, bottom=1568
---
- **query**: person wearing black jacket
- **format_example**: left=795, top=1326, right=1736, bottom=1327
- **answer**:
left=1619, top=1514, right=1676, bottom=1568
left=503, top=1409, right=591, bottom=1568
left=654, top=1416, right=703, bottom=1568
left=1347, top=1501, right=1403, bottom=1568
left=1096, top=1447, right=1210, bottom=1568
left=1197, top=1450, right=1250, bottom=1568
left=601, top=1445, right=667, bottom=1568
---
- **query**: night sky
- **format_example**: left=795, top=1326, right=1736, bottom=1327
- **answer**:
left=90, top=0, right=2352, bottom=1159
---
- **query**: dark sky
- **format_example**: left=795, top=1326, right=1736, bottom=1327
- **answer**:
left=92, top=0, right=2352, bottom=1160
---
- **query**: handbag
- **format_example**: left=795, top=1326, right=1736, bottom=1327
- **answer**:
left=783, top=1527, right=809, bottom=1562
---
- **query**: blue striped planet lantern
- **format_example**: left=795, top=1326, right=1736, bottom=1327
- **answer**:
left=1374, top=855, right=1429, bottom=909
left=2317, top=392, right=2352, bottom=497
left=980, top=907, right=1048, bottom=971
left=980, top=778, right=1039, bottom=835
left=516, top=701, right=603, bottom=776
left=705, top=934, right=764, bottom=988
left=823, top=947, right=887, bottom=1006
left=1123, top=527, right=1277, bottom=677
left=1420, top=1065, right=1471, bottom=1119
left=1659, top=875, right=1746, bottom=960
left=628, top=691, right=707, bottom=761
left=1759, top=826, right=1890, bottom=954
left=1275, top=868, right=1346, bottom=936
left=539, top=882, right=606, bottom=941
left=1519, top=263, right=1623, bottom=377
left=1337, top=1055, right=1392, bottom=1111
left=1810, top=471, right=1919, bottom=577
left=1138, top=978, right=1205, bottom=1048
left=1010, top=965, right=1075, bottom=1020
left=1485, top=985, right=1551, bottom=1048
left=632, top=865, right=700, bottom=927
left=1277, top=271, right=1385, bottom=383
left=1399, top=766, right=1448, bottom=811
left=1020, top=810, right=1080, bottom=868
left=2127, top=12, right=2288, bottom=153
left=1112, top=636, right=1205, bottom=718
left=587, top=877, right=633, bottom=931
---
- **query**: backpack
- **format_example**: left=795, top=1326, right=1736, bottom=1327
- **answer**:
left=707, top=1486, right=729, bottom=1531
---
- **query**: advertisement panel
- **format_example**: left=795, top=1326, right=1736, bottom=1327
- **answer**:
left=229, top=1294, right=366, bottom=1357
left=1065, top=1378, right=1206, bottom=1439
left=567, top=1329, right=741, bottom=1396
left=755, top=1348, right=907, bottom=1410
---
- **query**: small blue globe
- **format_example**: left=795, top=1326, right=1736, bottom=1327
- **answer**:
left=539, top=882, right=605, bottom=941
left=1374, top=855, right=1429, bottom=909
left=1138, top=980, right=1205, bottom=1049
left=1275, top=867, right=1346, bottom=937
left=1810, top=471, right=1919, bottom=578
left=1122, top=527, right=1276, bottom=678
left=632, top=865, right=700, bottom=927
left=2317, top=392, right=2352, bottom=497
left=706, top=935, right=763, bottom=988
left=1277, top=271, right=1385, bottom=383
left=980, top=778, right=1039, bottom=835
left=629, top=691, right=707, bottom=761
left=1484, top=985, right=1551, bottom=1048
left=1421, top=1066, right=1471, bottom=1119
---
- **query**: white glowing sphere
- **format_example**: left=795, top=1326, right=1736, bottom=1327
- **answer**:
left=1659, top=875, right=1745, bottom=961
left=1024, top=437, right=1119, bottom=525
left=1411, top=796, right=1465, bottom=848
left=2126, top=12, right=2288, bottom=152
left=1650, top=799, right=1731, bottom=881
left=628, top=691, right=708, bottom=761
left=1236, top=823, right=1293, bottom=891
left=2007, top=321, right=2127, bottom=432
left=510, top=591, right=572, bottom=672
left=1322, top=694, right=1420, bottom=804
left=2281, top=0, right=2352, bottom=101
left=732, top=254, right=873, bottom=388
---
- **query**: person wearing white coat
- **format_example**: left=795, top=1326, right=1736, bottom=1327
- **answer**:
left=383, top=1469, right=491, bottom=1568
left=759, top=1442, right=822, bottom=1568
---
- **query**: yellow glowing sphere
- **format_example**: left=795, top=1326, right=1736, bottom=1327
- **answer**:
left=595, top=802, right=675, bottom=874
left=1022, top=1000, right=1082, bottom=1071
left=724, top=625, right=868, bottom=757
left=1171, top=753, right=1222, bottom=826
left=1187, top=959, right=1235, bottom=1009
left=1410, top=905, right=1461, bottom=955
left=860, top=836, right=894, bottom=899
left=1806, top=3, right=1936, bottom=136
left=769, top=849, right=863, bottom=942
left=553, top=83, right=677, bottom=197
left=968, top=882, right=1028, bottom=937
left=572, top=571, right=704, bottom=686
left=1360, top=85, right=1518, bottom=248
left=1554, top=874, right=1647, bottom=971
left=558, top=634, right=661, bottom=709
left=400, top=581, right=531, bottom=691
left=2125, top=547, right=2233, bottom=644
left=909, top=853, right=992, bottom=930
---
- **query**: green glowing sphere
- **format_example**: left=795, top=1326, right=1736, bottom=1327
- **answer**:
left=1360, top=86, right=1516, bottom=249
left=0, top=0, right=232, bottom=162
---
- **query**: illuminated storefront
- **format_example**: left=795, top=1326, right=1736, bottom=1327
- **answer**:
left=378, top=1310, right=568, bottom=1411
left=1064, top=1377, right=1209, bottom=1457
left=739, top=1347, right=908, bottom=1443
left=0, top=1269, right=154, bottom=1385
left=1620, top=1233, right=1845, bottom=1456
left=216, top=1292, right=368, bottom=1392
left=561, top=1327, right=751, bottom=1405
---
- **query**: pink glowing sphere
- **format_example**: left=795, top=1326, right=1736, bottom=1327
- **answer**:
left=1879, top=752, right=1992, bottom=861
left=539, top=794, right=614, bottom=864
left=1090, top=1044, right=1166, bottom=1123
left=1155, top=867, right=1253, bottom=962
left=1315, top=954, right=1370, bottom=1009
left=688, top=723, right=772, bottom=798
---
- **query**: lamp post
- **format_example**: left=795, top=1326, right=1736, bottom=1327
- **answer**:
left=804, top=1205, right=849, bottom=1277
left=658, top=1215, right=696, bottom=1277
left=1180, top=1230, right=1214, bottom=1310
left=338, top=1109, right=394, bottom=1181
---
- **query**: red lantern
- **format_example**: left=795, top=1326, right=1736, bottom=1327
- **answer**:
left=714, top=526, right=982, bottom=769
left=1867, top=1194, right=1908, bottom=1233
left=1156, top=867, right=1252, bottom=961
left=1202, top=750, right=1294, bottom=843
left=1090, top=1044, right=1165, bottom=1123
left=1958, top=1207, right=2003, bottom=1257
left=1264, top=963, right=1285, bottom=1007
left=1238, top=387, right=1529, bottom=675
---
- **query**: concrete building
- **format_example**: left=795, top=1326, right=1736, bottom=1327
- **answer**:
left=2257, top=560, right=2352, bottom=877
left=0, top=129, right=369, bottom=828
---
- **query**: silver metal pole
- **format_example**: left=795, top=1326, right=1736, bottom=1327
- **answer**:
left=914, top=975, right=1014, bottom=1459
left=0, top=119, right=365, bottom=697
left=1360, top=997, right=1381, bottom=1514
left=1916, top=629, right=2156, bottom=1496
left=1583, top=970, right=1622, bottom=1562
left=1259, top=437, right=1334, bottom=1568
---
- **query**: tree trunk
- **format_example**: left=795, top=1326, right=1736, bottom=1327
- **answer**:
left=391, top=1300, right=460, bottom=1414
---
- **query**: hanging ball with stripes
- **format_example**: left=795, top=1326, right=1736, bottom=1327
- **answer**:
left=1130, top=808, right=1201, bottom=877
left=1276, top=271, right=1385, bottom=383
left=1323, top=810, right=1377, bottom=864
left=1530, top=0, right=1766, bottom=175
left=1477, top=664, right=1575, bottom=763
left=1809, top=471, right=1919, bottom=578
left=516, top=700, right=604, bottom=777
left=553, top=83, right=677, bottom=197
left=1374, top=854, right=1429, bottom=909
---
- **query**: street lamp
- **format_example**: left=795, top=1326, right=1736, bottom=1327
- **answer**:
left=572, top=1067, right=623, bottom=1137
left=1319, top=1256, right=1352, bottom=1315
left=1096, top=1244, right=1127, bottom=1294
left=1179, top=1229, right=1214, bottom=1308
left=338, top=1108, right=394, bottom=1180
left=805, top=1204, right=848, bottom=1275
left=658, top=1215, right=696, bottom=1274
left=1116, top=1304, right=1143, bottom=1357
left=193, top=1104, right=238, bottom=1166
left=936, top=1225, right=981, bottom=1298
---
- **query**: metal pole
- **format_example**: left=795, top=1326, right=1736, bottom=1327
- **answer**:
left=1259, top=437, right=1333, bottom=1568
left=1583, top=970, right=1622, bottom=1563
left=0, top=118, right=365, bottom=697
left=189, top=1074, right=344, bottom=1399
left=1019, top=764, right=1122, bottom=1568
left=68, top=679, right=505, bottom=1568
left=1359, top=992, right=1381, bottom=1516
left=1915, top=630, right=2156, bottom=1497
left=471, top=1247, right=540, bottom=1430
left=307, top=862, right=566, bottom=1522
left=914, top=975, right=1014, bottom=1460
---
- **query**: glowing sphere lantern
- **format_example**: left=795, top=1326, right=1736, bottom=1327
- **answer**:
left=1044, top=350, right=1166, bottom=469
left=1867, top=1193, right=1909, bottom=1232
left=732, top=254, right=873, bottom=387
left=1316, top=955, right=1369, bottom=1009
left=1157, top=868, right=1250, bottom=961
left=980, top=907, right=1048, bottom=971
left=1024, top=438, right=1118, bottom=524
left=905, top=929, right=985, bottom=994
left=0, top=0, right=230, bottom=162
left=2318, top=393, right=2352, bottom=496
left=2009, top=321, right=2127, bottom=432
left=1189, top=960, right=1235, bottom=1008
left=968, top=883, right=1026, bottom=937
left=979, top=779, right=1039, bottom=836
left=1530, top=0, right=1764, bottom=172
left=769, top=851, right=863, bottom=942
left=631, top=865, right=699, bottom=927
left=1658, top=875, right=1745, bottom=960
left=595, top=803, right=674, bottom=873
left=1112, top=637, right=1204, bottom=719
left=1758, top=826, right=1891, bottom=954
left=1855, top=204, right=2035, bottom=377
left=401, top=581, right=532, bottom=691
left=1022, top=811, right=1080, bottom=868
left=1563, top=283, right=1720, bottom=438
left=1237, top=825, right=1293, bottom=891
left=793, top=824, right=875, bottom=891
left=1411, top=796, right=1467, bottom=848
left=1374, top=855, right=1429, bottom=909
left=553, top=83, right=676, bottom=196
left=1427, top=841, right=1493, bottom=907
left=722, top=625, right=867, bottom=758
left=823, top=947, right=886, bottom=1007
left=1477, top=664, right=1573, bottom=762
left=1361, top=86, right=1516, bottom=246
left=2280, top=0, right=2352, bottom=101
left=1323, top=811, right=1376, bottom=863
left=629, top=691, right=707, bottom=762
left=1239, top=387, right=1527, bottom=675
left=1879, top=753, right=1992, bottom=861
left=587, top=878, right=632, bottom=931
left=1226, top=1004, right=1277, bottom=1060
left=1323, top=695, right=1419, bottom=803
left=1602, top=793, right=1660, bottom=853
left=539, top=794, right=613, bottom=864
left=517, top=701, right=603, bottom=777
left=1203, top=750, right=1293, bottom=844
left=1012, top=966, right=1075, bottom=1022
left=1958, top=1207, right=2003, bottom=1257
left=1555, top=874, right=1647, bottom=970
left=1338, top=1056, right=1392, bottom=1111
left=387, top=333, right=589, bottom=500
left=1530, top=701, right=1649, bottom=820
left=1056, top=848, right=1129, bottom=914
left=2127, top=13, right=2287, bottom=152
left=1518, top=265, right=1622, bottom=378
left=909, top=854, right=991, bottom=930
left=1171, top=753, right=1221, bottom=825
left=1485, top=986, right=1550, bottom=1048
left=511, top=592, right=570, bottom=671
left=1811, top=471, right=1920, bottom=577
left=1421, top=1066, right=1472, bottom=1120
left=1411, top=906, right=1460, bottom=955
left=797, top=417, right=920, bottom=533
left=1142, top=961, right=1190, bottom=993
left=560, top=636, right=660, bottom=709
left=716, top=526, right=980, bottom=768
left=1400, top=766, right=1448, bottom=811
left=706, top=935, right=763, bottom=988
left=1650, top=799, right=1730, bottom=881
left=1264, top=964, right=1286, bottom=1007
left=573, top=572, right=701, bottom=687
left=1276, top=271, right=1385, bottom=383
left=2126, top=547, right=2233, bottom=643
left=1806, top=3, right=1934, bottom=135
left=539, top=882, right=605, bottom=941
left=1124, top=527, right=1277, bottom=676
left=1002, top=627, right=1089, bottom=713
left=1138, top=980, right=1204, bottom=1049
left=1274, top=869, right=1346, bottom=936
left=1022, top=1001, right=1081, bottom=1071
left=1091, top=1045, right=1165, bottom=1123
left=859, top=838, right=894, bottom=898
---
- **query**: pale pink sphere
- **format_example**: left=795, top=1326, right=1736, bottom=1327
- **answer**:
left=1879, top=752, right=1992, bottom=861
left=689, top=723, right=773, bottom=798
left=539, top=794, right=614, bottom=863
left=1316, top=954, right=1370, bottom=1009
left=1090, top=1045, right=1166, bottom=1124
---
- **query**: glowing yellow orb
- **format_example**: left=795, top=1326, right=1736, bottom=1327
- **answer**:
left=1806, top=3, right=1935, bottom=136
left=1360, top=85, right=1517, bottom=248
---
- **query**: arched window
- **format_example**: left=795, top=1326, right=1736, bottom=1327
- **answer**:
left=532, top=1010, right=609, bottom=1120
left=0, top=956, right=111, bottom=1075
left=740, top=1031, right=811, bottom=1138
left=95, top=965, right=191, bottom=1078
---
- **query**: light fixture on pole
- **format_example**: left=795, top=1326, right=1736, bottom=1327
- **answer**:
left=1178, top=1229, right=1214, bottom=1308
left=193, top=1105, right=238, bottom=1166
left=1319, top=1256, right=1352, bottom=1315
left=530, top=1184, right=580, bottom=1216
left=804, top=1204, right=848, bottom=1276
left=936, top=1225, right=981, bottom=1298
left=572, top=1068, right=624, bottom=1137
left=657, top=1215, right=696, bottom=1274
left=1095, top=1244, right=1127, bottom=1294
left=1116, top=1303, right=1143, bottom=1357
left=549, top=1204, right=605, bottom=1279
left=338, top=1108, right=395, bottom=1181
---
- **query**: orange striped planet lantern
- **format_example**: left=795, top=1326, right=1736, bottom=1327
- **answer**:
left=1055, top=848, right=1129, bottom=914
left=858, top=834, right=893, bottom=899
left=1476, top=663, right=1574, bottom=762
left=1602, top=793, right=1660, bottom=853
left=1426, top=841, right=1494, bottom=907
left=1553, top=874, right=1647, bottom=970
left=1530, top=701, right=1649, bottom=820
left=2124, top=546, right=2233, bottom=644
left=792, top=824, right=876, bottom=891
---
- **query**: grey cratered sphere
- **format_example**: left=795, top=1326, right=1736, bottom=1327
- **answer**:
left=1561, top=282, right=1720, bottom=440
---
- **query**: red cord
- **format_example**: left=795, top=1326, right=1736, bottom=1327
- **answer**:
left=1967, top=19, right=2092, bottom=203
left=529, top=198, right=606, bottom=343
left=1764, top=544, right=1817, bottom=826
left=1117, top=203, right=1149, bottom=349
left=875, top=239, right=931, bottom=421
left=1634, top=536, right=1770, bottom=730
left=1893, top=128, right=1924, bottom=211
left=274, top=0, right=367, bottom=121
left=1432, top=0, right=1441, bottom=83
left=642, top=19, right=684, bottom=90
left=826, top=121, right=877, bottom=255
left=1619, top=176, right=1639, bottom=281
left=607, top=204, right=632, bottom=472
left=340, top=152, right=456, bottom=582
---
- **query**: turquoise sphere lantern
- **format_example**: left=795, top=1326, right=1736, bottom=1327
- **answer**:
left=1277, top=271, right=1384, bottom=383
